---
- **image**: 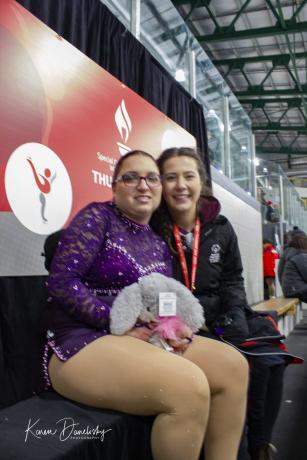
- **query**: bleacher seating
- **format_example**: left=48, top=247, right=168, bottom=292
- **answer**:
left=252, top=297, right=301, bottom=336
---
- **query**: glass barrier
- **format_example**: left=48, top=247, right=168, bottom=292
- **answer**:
left=204, top=104, right=225, bottom=173
left=229, top=100, right=252, bottom=194
left=256, top=159, right=307, bottom=239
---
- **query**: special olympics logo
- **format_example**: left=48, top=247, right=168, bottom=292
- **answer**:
left=115, top=99, right=132, bottom=156
left=5, top=143, right=73, bottom=235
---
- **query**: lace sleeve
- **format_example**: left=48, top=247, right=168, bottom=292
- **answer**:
left=47, top=202, right=110, bottom=328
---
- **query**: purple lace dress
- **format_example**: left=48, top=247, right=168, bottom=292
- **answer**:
left=43, top=201, right=172, bottom=387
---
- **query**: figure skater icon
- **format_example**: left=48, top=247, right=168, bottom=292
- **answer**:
left=27, top=157, right=56, bottom=223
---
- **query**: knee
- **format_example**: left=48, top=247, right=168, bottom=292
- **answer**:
left=186, top=368, right=211, bottom=407
left=222, top=347, right=249, bottom=391
left=168, top=365, right=210, bottom=417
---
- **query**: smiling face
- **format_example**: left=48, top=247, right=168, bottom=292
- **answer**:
left=112, top=153, right=162, bottom=224
left=161, top=155, right=202, bottom=225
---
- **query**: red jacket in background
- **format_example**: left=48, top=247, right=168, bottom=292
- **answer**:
left=263, top=243, right=279, bottom=277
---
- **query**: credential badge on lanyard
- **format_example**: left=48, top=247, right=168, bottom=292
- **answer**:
left=159, top=292, right=177, bottom=316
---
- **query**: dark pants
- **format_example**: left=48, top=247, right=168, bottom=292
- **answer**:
left=296, top=289, right=307, bottom=303
left=247, top=356, right=285, bottom=450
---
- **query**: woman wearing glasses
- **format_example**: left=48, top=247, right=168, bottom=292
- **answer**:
left=46, top=150, right=248, bottom=460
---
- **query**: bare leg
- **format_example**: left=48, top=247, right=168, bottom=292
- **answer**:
left=183, top=336, right=249, bottom=460
left=266, top=277, right=276, bottom=297
left=48, top=335, right=210, bottom=460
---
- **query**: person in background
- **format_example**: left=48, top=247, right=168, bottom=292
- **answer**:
left=263, top=239, right=279, bottom=299
left=153, top=147, right=287, bottom=460
left=257, top=188, right=267, bottom=221
left=278, top=234, right=307, bottom=302
left=283, top=225, right=305, bottom=247
left=265, top=201, right=274, bottom=223
left=45, top=149, right=249, bottom=460
left=265, top=202, right=279, bottom=223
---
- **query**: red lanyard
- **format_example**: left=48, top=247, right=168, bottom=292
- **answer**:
left=173, top=217, right=200, bottom=292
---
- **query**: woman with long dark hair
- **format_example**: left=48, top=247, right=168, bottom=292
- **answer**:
left=152, top=147, right=291, bottom=460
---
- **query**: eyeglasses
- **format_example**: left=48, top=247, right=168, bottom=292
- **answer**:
left=115, top=173, right=162, bottom=188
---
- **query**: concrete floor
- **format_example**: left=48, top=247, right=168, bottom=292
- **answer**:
left=272, top=313, right=307, bottom=460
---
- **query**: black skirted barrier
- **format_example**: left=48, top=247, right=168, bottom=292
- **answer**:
left=0, top=275, right=154, bottom=459
left=0, top=276, right=47, bottom=407
left=1, top=1, right=209, bottom=458
left=0, top=391, right=153, bottom=459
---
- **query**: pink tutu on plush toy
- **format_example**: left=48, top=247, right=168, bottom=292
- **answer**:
left=154, top=315, right=189, bottom=341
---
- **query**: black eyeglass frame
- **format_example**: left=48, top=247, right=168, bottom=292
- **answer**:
left=115, top=173, right=162, bottom=188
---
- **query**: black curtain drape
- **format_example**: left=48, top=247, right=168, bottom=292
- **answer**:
left=0, top=0, right=210, bottom=406
left=0, top=276, right=48, bottom=406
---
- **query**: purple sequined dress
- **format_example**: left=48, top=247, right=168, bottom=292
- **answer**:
left=43, top=201, right=172, bottom=387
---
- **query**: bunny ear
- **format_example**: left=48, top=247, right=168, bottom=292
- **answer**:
left=110, top=282, right=142, bottom=335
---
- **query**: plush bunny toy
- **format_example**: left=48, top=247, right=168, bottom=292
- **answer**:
left=110, top=272, right=205, bottom=352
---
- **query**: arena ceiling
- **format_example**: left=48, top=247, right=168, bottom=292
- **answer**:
left=170, top=0, right=307, bottom=184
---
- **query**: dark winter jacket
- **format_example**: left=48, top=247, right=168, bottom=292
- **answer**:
left=278, top=247, right=307, bottom=297
left=171, top=197, right=302, bottom=363
left=173, top=197, right=250, bottom=328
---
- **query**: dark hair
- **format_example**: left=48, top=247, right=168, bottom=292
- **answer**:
left=151, top=147, right=211, bottom=254
left=112, top=150, right=157, bottom=187
left=157, top=147, right=211, bottom=197
left=289, top=234, right=307, bottom=251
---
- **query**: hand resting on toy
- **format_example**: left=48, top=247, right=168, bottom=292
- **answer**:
left=126, top=321, right=157, bottom=342
left=109, top=273, right=204, bottom=353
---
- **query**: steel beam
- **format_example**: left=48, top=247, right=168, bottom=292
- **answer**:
left=289, top=134, right=300, bottom=147
left=259, top=133, right=270, bottom=146
left=256, top=147, right=307, bottom=155
left=275, top=0, right=307, bottom=121
left=212, top=52, right=307, bottom=67
left=279, top=174, right=285, bottom=246
left=251, top=133, right=257, bottom=198
left=223, top=96, right=231, bottom=178
left=240, top=98, right=303, bottom=107
left=172, top=0, right=212, bottom=6
left=226, top=0, right=252, bottom=32
left=266, top=0, right=282, bottom=24
left=291, top=0, right=307, bottom=21
left=131, top=0, right=140, bottom=39
left=253, top=124, right=307, bottom=132
left=197, top=21, right=307, bottom=43
left=188, top=50, right=196, bottom=98
left=235, top=87, right=307, bottom=97
left=202, top=2, right=220, bottom=29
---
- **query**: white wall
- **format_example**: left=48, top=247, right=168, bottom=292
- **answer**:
left=295, top=186, right=307, bottom=199
left=212, top=180, right=263, bottom=305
